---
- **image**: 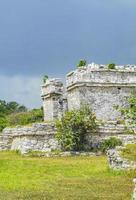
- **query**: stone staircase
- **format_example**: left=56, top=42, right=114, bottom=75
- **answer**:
left=98, top=121, right=126, bottom=136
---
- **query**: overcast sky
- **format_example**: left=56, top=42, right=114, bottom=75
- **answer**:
left=0, top=0, right=136, bottom=108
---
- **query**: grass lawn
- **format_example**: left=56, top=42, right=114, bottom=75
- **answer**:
left=122, top=144, right=136, bottom=161
left=0, top=151, right=135, bottom=200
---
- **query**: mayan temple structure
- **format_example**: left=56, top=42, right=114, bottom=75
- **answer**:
left=42, top=63, right=136, bottom=122
left=0, top=63, right=135, bottom=154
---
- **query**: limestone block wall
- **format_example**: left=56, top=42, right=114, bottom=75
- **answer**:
left=41, top=79, right=67, bottom=121
left=107, top=146, right=136, bottom=170
left=0, top=121, right=127, bottom=154
left=0, top=134, right=13, bottom=151
left=67, top=65, right=136, bottom=121
left=107, top=135, right=136, bottom=170
left=0, top=123, right=59, bottom=154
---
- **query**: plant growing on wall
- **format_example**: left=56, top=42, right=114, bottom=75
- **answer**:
left=100, top=137, right=122, bottom=153
left=43, top=75, right=49, bottom=83
left=56, top=105, right=97, bottom=151
left=108, top=63, right=116, bottom=70
left=77, top=59, right=87, bottom=68
left=115, top=94, right=136, bottom=134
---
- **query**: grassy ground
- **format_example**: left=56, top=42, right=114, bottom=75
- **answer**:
left=0, top=151, right=135, bottom=200
left=122, top=144, right=136, bottom=161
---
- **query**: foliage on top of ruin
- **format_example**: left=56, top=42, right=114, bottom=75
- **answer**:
left=77, top=59, right=87, bottom=68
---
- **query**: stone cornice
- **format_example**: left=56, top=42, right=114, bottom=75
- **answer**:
left=67, top=81, right=136, bottom=91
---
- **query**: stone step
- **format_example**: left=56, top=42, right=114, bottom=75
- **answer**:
left=99, top=127, right=125, bottom=130
left=98, top=131, right=124, bottom=135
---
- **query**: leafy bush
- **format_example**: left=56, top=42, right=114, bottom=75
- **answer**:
left=43, top=75, right=49, bottom=83
left=108, top=63, right=116, bottom=70
left=100, top=137, right=122, bottom=153
left=0, top=117, right=8, bottom=132
left=77, top=59, right=87, bottom=68
left=56, top=105, right=97, bottom=151
left=7, top=108, right=44, bottom=126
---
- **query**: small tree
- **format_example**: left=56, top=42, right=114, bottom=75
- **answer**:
left=77, top=59, right=87, bottom=68
left=43, top=75, right=49, bottom=83
left=56, top=105, right=97, bottom=151
left=108, top=63, right=116, bottom=70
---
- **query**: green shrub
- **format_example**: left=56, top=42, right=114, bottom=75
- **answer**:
left=108, top=63, right=116, bottom=70
left=43, top=75, right=49, bottom=83
left=7, top=108, right=44, bottom=126
left=77, top=59, right=87, bottom=68
left=56, top=105, right=97, bottom=151
left=0, top=117, right=8, bottom=132
left=100, top=137, right=122, bottom=153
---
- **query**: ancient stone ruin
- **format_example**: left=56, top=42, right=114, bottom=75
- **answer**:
left=0, top=63, right=136, bottom=154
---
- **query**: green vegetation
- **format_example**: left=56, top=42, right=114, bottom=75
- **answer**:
left=56, top=105, right=97, bottom=151
left=0, top=151, right=134, bottom=200
left=100, top=137, right=122, bottom=153
left=7, top=108, right=43, bottom=127
left=115, top=94, right=136, bottom=134
left=0, top=100, right=44, bottom=132
left=0, top=100, right=27, bottom=131
left=108, top=63, right=116, bottom=70
left=77, top=59, right=87, bottom=68
left=43, top=74, right=49, bottom=83
left=122, top=144, right=136, bottom=161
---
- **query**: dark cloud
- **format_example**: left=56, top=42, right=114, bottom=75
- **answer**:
left=0, top=0, right=136, bottom=107
left=0, top=0, right=135, bottom=77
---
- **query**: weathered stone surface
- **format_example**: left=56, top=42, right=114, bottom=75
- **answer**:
left=0, top=63, right=136, bottom=155
left=41, top=64, right=136, bottom=122
left=0, top=123, right=60, bottom=154
left=0, top=134, right=13, bottom=150
left=107, top=141, right=136, bottom=170
left=41, top=79, right=67, bottom=121
left=0, top=121, right=131, bottom=154
left=66, top=64, right=136, bottom=121
left=0, top=121, right=128, bottom=154
left=25, top=151, right=97, bottom=158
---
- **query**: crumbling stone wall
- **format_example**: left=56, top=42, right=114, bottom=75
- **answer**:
left=41, top=79, right=67, bottom=121
left=107, top=135, right=136, bottom=170
left=0, top=63, right=135, bottom=154
left=66, top=65, right=136, bottom=121
left=0, top=123, right=59, bottom=154
left=0, top=121, right=127, bottom=154
left=41, top=64, right=136, bottom=122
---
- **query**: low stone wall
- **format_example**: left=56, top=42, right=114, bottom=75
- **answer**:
left=0, top=121, right=131, bottom=154
left=107, top=146, right=136, bottom=170
left=87, top=122, right=126, bottom=148
left=0, top=134, right=13, bottom=150
left=0, top=123, right=59, bottom=154
left=107, top=135, right=136, bottom=170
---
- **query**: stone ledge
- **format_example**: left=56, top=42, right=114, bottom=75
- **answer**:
left=67, top=82, right=136, bottom=91
left=25, top=151, right=102, bottom=157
